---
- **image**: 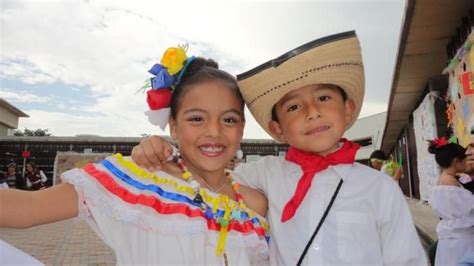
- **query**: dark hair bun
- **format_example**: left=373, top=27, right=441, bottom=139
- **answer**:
left=183, top=57, right=218, bottom=79
left=427, top=144, right=438, bottom=154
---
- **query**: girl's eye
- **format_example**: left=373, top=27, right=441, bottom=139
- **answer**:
left=188, top=116, right=204, bottom=122
left=287, top=104, right=299, bottom=112
left=318, top=95, right=331, bottom=102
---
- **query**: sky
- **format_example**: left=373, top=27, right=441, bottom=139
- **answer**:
left=0, top=0, right=405, bottom=139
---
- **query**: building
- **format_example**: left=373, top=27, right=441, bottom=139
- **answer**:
left=381, top=0, right=473, bottom=201
left=343, top=112, right=387, bottom=164
left=0, top=98, right=29, bottom=136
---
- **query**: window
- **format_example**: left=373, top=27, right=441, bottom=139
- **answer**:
left=352, top=137, right=373, bottom=147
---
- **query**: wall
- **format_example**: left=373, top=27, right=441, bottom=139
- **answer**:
left=0, top=104, right=20, bottom=129
left=445, top=32, right=473, bottom=146
left=343, top=112, right=387, bottom=160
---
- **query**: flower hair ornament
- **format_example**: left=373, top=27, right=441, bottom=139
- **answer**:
left=429, top=136, right=450, bottom=148
left=141, top=44, right=195, bottom=130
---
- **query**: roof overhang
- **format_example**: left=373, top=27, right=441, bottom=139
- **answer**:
left=0, top=98, right=29, bottom=117
left=381, top=0, right=473, bottom=153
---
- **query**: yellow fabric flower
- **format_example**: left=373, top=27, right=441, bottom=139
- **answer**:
left=160, top=47, right=187, bottom=75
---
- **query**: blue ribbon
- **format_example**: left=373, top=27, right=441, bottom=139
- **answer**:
left=148, top=64, right=175, bottom=89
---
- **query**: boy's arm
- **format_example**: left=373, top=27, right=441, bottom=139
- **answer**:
left=131, top=135, right=175, bottom=171
left=234, top=157, right=274, bottom=194
left=378, top=185, right=427, bottom=266
left=0, top=183, right=78, bottom=228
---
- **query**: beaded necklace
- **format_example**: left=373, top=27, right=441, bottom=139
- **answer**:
left=175, top=156, right=246, bottom=258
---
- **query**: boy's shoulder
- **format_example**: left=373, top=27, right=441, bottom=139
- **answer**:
left=333, top=162, right=397, bottom=186
left=241, top=155, right=303, bottom=175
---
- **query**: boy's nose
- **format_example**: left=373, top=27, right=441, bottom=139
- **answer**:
left=305, top=104, right=322, bottom=121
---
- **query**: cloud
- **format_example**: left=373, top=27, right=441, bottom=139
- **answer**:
left=18, top=108, right=161, bottom=137
left=0, top=88, right=52, bottom=104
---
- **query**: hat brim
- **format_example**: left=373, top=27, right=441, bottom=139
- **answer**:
left=237, top=31, right=364, bottom=140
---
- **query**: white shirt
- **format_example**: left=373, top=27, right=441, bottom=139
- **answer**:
left=430, top=186, right=474, bottom=266
left=235, top=156, right=427, bottom=265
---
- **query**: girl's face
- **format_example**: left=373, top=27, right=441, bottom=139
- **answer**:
left=169, top=80, right=244, bottom=177
left=26, top=164, right=33, bottom=172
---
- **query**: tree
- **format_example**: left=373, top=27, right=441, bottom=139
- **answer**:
left=13, top=128, right=52, bottom=136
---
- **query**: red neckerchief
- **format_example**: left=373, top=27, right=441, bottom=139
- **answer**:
left=281, top=139, right=359, bottom=222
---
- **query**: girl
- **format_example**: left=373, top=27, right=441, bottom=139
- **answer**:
left=428, top=138, right=474, bottom=266
left=25, top=162, right=46, bottom=190
left=0, top=50, right=269, bottom=265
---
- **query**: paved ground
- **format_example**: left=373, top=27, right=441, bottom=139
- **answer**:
left=0, top=218, right=115, bottom=265
left=1, top=198, right=438, bottom=265
left=406, top=197, right=439, bottom=244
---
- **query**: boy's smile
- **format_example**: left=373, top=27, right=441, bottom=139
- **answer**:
left=269, top=84, right=355, bottom=156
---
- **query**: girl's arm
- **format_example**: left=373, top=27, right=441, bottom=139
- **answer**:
left=0, top=183, right=78, bottom=228
left=240, top=185, right=268, bottom=217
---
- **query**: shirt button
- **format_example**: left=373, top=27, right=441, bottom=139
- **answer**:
left=313, top=244, right=320, bottom=251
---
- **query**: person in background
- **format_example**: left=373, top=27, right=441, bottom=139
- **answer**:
left=24, top=162, right=46, bottom=190
left=0, top=170, right=8, bottom=190
left=369, top=150, right=403, bottom=182
left=4, top=163, right=24, bottom=190
left=466, top=128, right=474, bottom=173
left=428, top=137, right=474, bottom=266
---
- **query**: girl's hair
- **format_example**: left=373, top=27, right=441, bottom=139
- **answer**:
left=169, top=57, right=244, bottom=120
left=26, top=161, right=37, bottom=169
left=428, top=142, right=466, bottom=168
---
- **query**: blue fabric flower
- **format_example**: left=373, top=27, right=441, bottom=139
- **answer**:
left=148, top=64, right=175, bottom=89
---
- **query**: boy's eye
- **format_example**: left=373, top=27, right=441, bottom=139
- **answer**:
left=318, top=95, right=331, bottom=102
left=224, top=117, right=239, bottom=124
left=287, top=104, right=299, bottom=112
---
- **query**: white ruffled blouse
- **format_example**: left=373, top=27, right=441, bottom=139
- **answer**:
left=430, top=185, right=474, bottom=266
left=61, top=154, right=270, bottom=265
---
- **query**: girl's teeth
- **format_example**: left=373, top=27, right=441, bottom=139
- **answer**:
left=201, top=146, right=223, bottom=153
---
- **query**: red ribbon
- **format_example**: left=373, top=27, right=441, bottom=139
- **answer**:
left=281, top=139, right=359, bottom=222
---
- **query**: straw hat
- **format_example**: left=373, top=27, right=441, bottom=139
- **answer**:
left=237, top=31, right=364, bottom=140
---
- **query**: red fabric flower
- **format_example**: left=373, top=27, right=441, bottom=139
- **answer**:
left=147, top=89, right=172, bottom=110
left=432, top=137, right=448, bottom=148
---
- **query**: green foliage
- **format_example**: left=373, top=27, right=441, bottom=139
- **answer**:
left=13, top=128, right=52, bottom=136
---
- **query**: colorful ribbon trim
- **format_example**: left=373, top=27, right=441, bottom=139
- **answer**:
left=82, top=162, right=269, bottom=239
left=112, top=154, right=265, bottom=225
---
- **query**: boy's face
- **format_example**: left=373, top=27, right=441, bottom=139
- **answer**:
left=269, top=84, right=355, bottom=155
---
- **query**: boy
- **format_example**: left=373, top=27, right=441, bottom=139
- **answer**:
left=132, top=31, right=426, bottom=265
